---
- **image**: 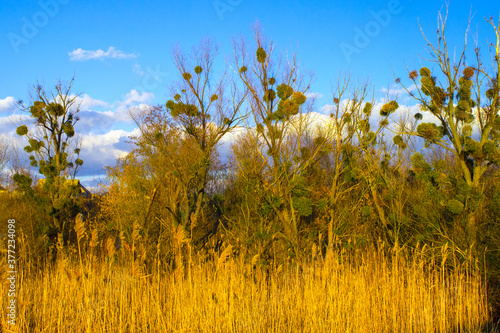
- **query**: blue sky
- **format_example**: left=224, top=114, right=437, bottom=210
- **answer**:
left=0, top=0, right=498, bottom=188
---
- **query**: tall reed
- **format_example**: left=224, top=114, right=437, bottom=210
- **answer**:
left=0, top=243, right=491, bottom=332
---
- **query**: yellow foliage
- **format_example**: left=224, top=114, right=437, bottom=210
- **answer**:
left=0, top=246, right=490, bottom=332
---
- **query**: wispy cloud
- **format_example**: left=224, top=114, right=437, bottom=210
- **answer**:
left=379, top=84, right=417, bottom=97
left=306, top=92, right=324, bottom=100
left=68, top=47, right=137, bottom=61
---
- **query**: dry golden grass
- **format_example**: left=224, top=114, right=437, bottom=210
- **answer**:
left=0, top=244, right=491, bottom=332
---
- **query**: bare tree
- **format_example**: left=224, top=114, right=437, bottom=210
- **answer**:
left=231, top=27, right=340, bottom=259
left=131, top=39, right=246, bottom=250
left=14, top=78, right=84, bottom=235
left=397, top=8, right=500, bottom=243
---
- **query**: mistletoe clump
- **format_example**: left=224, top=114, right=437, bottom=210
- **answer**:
left=256, top=47, right=266, bottom=63
left=464, top=137, right=484, bottom=160
left=363, top=102, right=373, bottom=115
left=454, top=69, right=476, bottom=123
left=276, top=84, right=294, bottom=100
left=269, top=84, right=306, bottom=120
left=292, top=196, right=313, bottom=217
left=358, top=119, right=370, bottom=134
left=447, top=199, right=464, bottom=214
left=483, top=140, right=500, bottom=166
left=393, top=135, right=406, bottom=149
left=16, top=125, right=28, bottom=136
left=361, top=131, right=377, bottom=148
left=379, top=100, right=399, bottom=116
left=419, top=67, right=448, bottom=114
left=263, top=89, right=276, bottom=102
left=410, top=153, right=432, bottom=175
left=485, top=79, right=499, bottom=108
left=417, top=122, right=444, bottom=143
left=166, top=99, right=200, bottom=117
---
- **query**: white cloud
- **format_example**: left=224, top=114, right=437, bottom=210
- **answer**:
left=320, top=104, right=334, bottom=114
left=315, top=99, right=425, bottom=139
left=76, top=110, right=122, bottom=134
left=122, top=89, right=154, bottom=105
left=0, top=90, right=155, bottom=183
left=81, top=129, right=136, bottom=154
left=72, top=94, right=110, bottom=111
left=380, top=84, right=417, bottom=98
left=78, top=129, right=139, bottom=175
left=75, top=90, right=155, bottom=134
left=68, top=47, right=137, bottom=61
left=319, top=99, right=354, bottom=115
left=0, top=97, right=16, bottom=113
left=305, top=92, right=323, bottom=100
left=0, top=114, right=27, bottom=142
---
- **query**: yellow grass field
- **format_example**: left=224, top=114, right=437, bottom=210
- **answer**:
left=0, top=243, right=491, bottom=333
